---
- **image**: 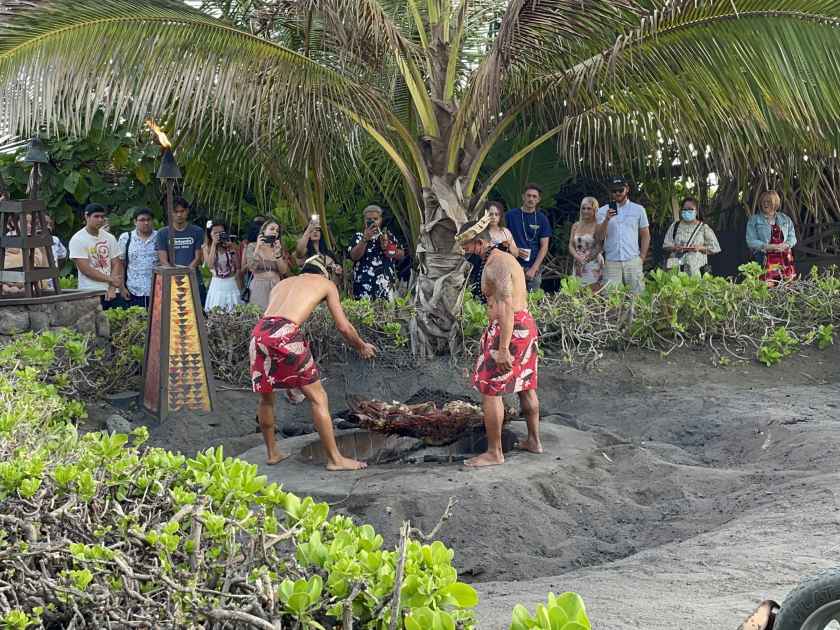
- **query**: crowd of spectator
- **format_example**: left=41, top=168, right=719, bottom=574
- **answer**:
left=2, top=176, right=801, bottom=303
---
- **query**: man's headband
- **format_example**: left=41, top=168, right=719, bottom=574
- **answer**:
left=303, top=255, right=329, bottom=277
left=454, top=212, right=492, bottom=245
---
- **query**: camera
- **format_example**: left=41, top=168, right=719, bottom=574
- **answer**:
left=262, top=235, right=277, bottom=245
left=219, top=232, right=236, bottom=243
left=365, top=218, right=375, bottom=228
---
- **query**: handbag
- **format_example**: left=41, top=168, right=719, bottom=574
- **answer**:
left=665, top=221, right=710, bottom=273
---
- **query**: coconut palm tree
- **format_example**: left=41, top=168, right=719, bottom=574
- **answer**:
left=2, top=0, right=840, bottom=355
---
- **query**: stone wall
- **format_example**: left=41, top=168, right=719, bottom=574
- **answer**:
left=0, top=293, right=110, bottom=342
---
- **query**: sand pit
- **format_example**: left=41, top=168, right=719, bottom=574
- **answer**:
left=114, top=343, right=840, bottom=629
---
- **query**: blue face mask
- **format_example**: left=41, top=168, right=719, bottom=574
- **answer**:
left=681, top=209, right=696, bottom=222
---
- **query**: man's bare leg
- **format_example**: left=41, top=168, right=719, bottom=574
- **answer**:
left=299, top=381, right=367, bottom=471
left=465, top=394, right=505, bottom=467
left=517, top=389, right=543, bottom=454
left=258, top=392, right=288, bottom=465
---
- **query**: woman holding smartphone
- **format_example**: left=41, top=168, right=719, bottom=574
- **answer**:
left=203, top=219, right=243, bottom=312
left=245, top=220, right=289, bottom=311
left=294, top=214, right=342, bottom=273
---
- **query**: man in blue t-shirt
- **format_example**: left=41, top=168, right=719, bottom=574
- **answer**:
left=155, top=197, right=206, bottom=301
left=505, top=183, right=552, bottom=291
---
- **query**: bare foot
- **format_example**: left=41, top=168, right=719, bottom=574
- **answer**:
left=266, top=450, right=290, bottom=465
left=516, top=437, right=544, bottom=454
left=464, top=452, right=504, bottom=468
left=326, top=456, right=368, bottom=471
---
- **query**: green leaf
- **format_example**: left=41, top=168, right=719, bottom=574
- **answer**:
left=441, top=582, right=478, bottom=608
left=62, top=171, right=80, bottom=195
left=134, top=165, right=150, bottom=185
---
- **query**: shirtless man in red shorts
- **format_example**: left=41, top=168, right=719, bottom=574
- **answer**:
left=250, top=255, right=376, bottom=470
left=456, top=216, right=542, bottom=467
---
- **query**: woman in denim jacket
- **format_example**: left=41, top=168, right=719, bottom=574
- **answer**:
left=746, top=191, right=797, bottom=283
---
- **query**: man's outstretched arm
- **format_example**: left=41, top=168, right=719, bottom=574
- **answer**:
left=325, top=283, right=376, bottom=358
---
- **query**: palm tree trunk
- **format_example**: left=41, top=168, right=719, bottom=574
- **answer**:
left=410, top=174, right=472, bottom=357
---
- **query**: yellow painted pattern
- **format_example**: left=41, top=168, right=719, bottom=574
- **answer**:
left=166, top=273, right=211, bottom=411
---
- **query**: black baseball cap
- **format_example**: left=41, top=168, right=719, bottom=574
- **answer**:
left=84, top=202, right=108, bottom=216
left=132, top=207, right=153, bottom=220
left=608, top=176, right=628, bottom=190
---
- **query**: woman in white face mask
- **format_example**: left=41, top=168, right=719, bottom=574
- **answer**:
left=662, top=197, right=721, bottom=276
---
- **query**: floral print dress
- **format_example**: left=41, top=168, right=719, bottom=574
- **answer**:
left=347, top=232, right=401, bottom=300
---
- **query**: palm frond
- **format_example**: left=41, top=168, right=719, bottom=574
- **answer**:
left=0, top=0, right=387, bottom=166
left=465, top=2, right=840, bottom=205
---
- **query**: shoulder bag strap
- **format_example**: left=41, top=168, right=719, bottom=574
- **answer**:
left=123, top=230, right=132, bottom=282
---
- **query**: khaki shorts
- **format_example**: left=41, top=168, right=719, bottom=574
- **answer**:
left=603, top=257, right=645, bottom=295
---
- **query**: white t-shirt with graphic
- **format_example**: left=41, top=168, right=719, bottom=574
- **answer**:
left=69, top=228, right=120, bottom=291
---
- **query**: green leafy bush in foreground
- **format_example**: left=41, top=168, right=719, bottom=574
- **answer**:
left=0, top=367, right=479, bottom=628
left=511, top=592, right=591, bottom=630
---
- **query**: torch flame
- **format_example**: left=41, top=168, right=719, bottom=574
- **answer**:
left=145, top=119, right=172, bottom=149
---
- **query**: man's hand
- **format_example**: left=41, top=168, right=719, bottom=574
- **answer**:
left=120, top=286, right=130, bottom=301
left=495, top=348, right=513, bottom=372
left=105, top=286, right=117, bottom=301
left=108, top=276, right=122, bottom=289
left=363, top=225, right=379, bottom=242
left=358, top=342, right=377, bottom=359
left=525, top=266, right=538, bottom=280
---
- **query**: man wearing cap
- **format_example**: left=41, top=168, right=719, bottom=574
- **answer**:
left=249, top=254, right=376, bottom=469
left=117, top=207, right=158, bottom=308
left=595, top=177, right=651, bottom=294
left=456, top=215, right=542, bottom=468
left=69, top=203, right=123, bottom=309
left=347, top=204, right=405, bottom=300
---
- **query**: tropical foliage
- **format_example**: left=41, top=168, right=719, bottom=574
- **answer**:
left=2, top=0, right=840, bottom=355
left=0, top=366, right=482, bottom=628
left=511, top=592, right=591, bottom=630
left=55, top=266, right=836, bottom=397
left=0, top=114, right=162, bottom=241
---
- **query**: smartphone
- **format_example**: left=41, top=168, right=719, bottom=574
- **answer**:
left=365, top=218, right=381, bottom=237
left=311, top=214, right=320, bottom=227
left=608, top=201, right=618, bottom=217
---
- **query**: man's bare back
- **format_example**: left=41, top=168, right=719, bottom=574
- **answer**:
left=481, top=249, right=528, bottom=319
left=264, top=274, right=339, bottom=325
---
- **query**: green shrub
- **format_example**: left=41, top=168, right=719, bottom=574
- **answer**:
left=17, top=266, right=836, bottom=399
left=0, top=365, right=479, bottom=628
left=0, top=307, right=147, bottom=399
left=511, top=592, right=591, bottom=630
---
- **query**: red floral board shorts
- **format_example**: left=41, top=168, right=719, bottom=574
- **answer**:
left=250, top=317, right=320, bottom=393
left=472, top=311, right=539, bottom=396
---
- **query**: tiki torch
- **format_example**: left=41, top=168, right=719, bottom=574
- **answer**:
left=146, top=120, right=181, bottom=263
left=23, top=136, right=49, bottom=200
left=141, top=120, right=216, bottom=421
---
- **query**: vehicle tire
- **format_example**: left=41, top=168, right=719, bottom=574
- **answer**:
left=774, top=567, right=840, bottom=630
